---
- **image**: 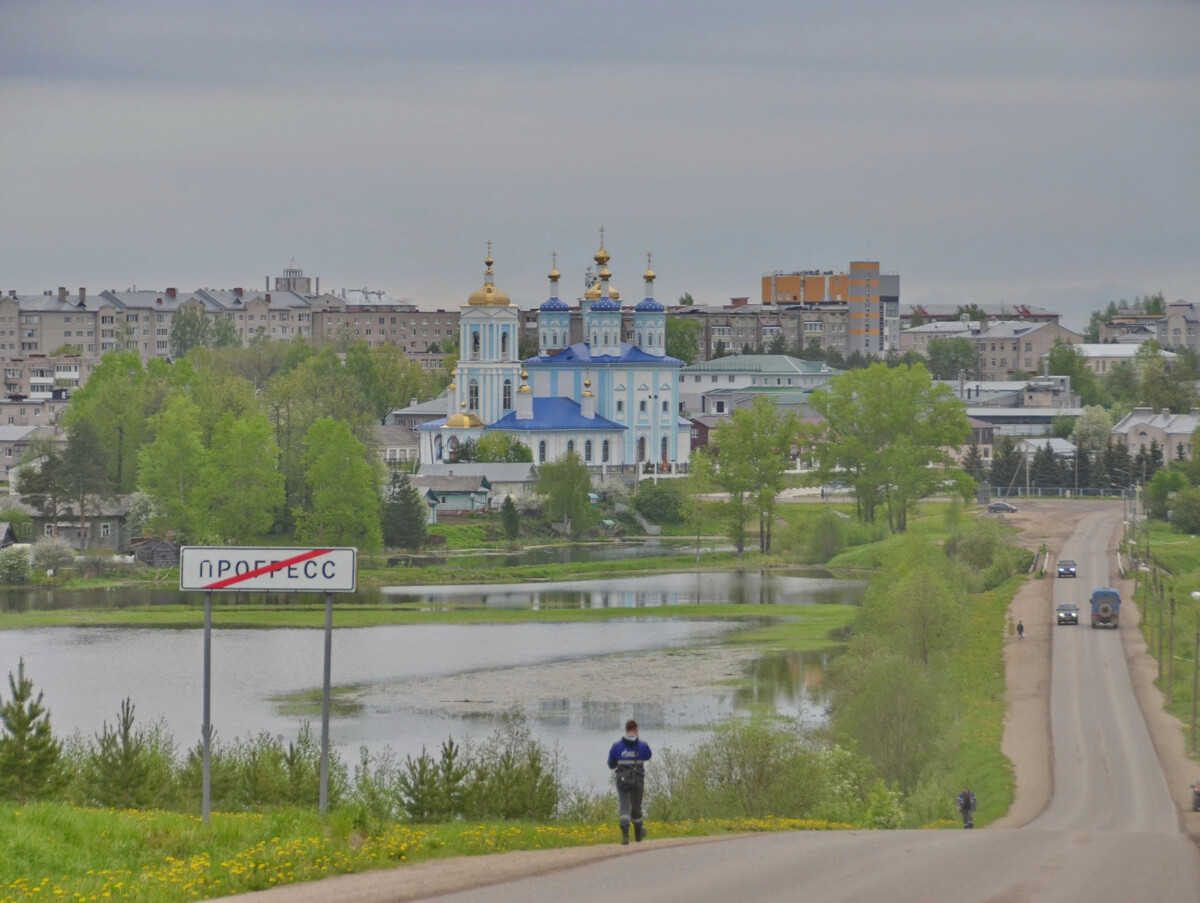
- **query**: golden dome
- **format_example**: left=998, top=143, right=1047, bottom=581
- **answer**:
left=584, top=377, right=591, bottom=388
left=467, top=252, right=511, bottom=306
left=520, top=369, right=529, bottom=380
left=445, top=411, right=485, bottom=428
left=584, top=283, right=621, bottom=301
left=643, top=268, right=655, bottom=281
left=518, top=383, right=531, bottom=394
left=582, top=390, right=593, bottom=397
left=599, top=266, right=612, bottom=280
left=594, top=245, right=610, bottom=266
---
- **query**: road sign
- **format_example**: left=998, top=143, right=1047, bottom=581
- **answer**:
left=180, top=547, right=358, bottom=593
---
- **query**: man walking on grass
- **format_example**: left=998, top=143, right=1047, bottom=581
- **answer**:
left=608, top=719, right=652, bottom=845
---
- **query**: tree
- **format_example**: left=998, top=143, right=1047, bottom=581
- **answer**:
left=809, top=364, right=970, bottom=531
left=382, top=473, right=428, bottom=550
left=678, top=293, right=695, bottom=306
left=925, top=337, right=978, bottom=380
left=961, top=443, right=987, bottom=484
left=989, top=435, right=1022, bottom=492
left=168, top=306, right=240, bottom=359
left=767, top=332, right=789, bottom=355
left=537, top=451, right=594, bottom=537
left=500, top=495, right=520, bottom=540
left=83, top=698, right=170, bottom=809
left=685, top=449, right=716, bottom=564
left=200, top=413, right=285, bottom=542
left=474, top=432, right=533, bottom=463
left=0, top=659, right=63, bottom=802
left=61, top=417, right=113, bottom=550
left=15, top=437, right=68, bottom=539
left=956, top=304, right=987, bottom=322
left=712, top=397, right=797, bottom=551
left=1144, top=466, right=1188, bottom=521
left=1138, top=342, right=1197, bottom=413
left=1171, top=486, right=1200, bottom=533
left=345, top=342, right=435, bottom=425
left=1071, top=405, right=1112, bottom=449
left=1046, top=340, right=1105, bottom=407
left=137, top=394, right=209, bottom=539
left=666, top=317, right=704, bottom=365
left=1030, top=443, right=1063, bottom=487
left=62, top=352, right=151, bottom=492
left=0, top=546, right=30, bottom=585
left=295, top=418, right=383, bottom=551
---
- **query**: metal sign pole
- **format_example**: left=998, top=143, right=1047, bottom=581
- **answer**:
left=319, top=591, right=333, bottom=814
left=202, top=590, right=212, bottom=824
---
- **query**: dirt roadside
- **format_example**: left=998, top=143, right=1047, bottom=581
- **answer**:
left=219, top=502, right=1200, bottom=900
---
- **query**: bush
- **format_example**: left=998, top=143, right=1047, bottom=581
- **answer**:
left=30, top=537, right=75, bottom=574
left=807, top=509, right=846, bottom=563
left=466, top=715, right=560, bottom=820
left=81, top=700, right=177, bottom=809
left=632, top=481, right=685, bottom=524
left=0, top=546, right=30, bottom=585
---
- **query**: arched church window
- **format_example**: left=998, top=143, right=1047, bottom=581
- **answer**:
left=468, top=380, right=479, bottom=410
left=567, top=440, right=575, bottom=455
left=602, top=440, right=610, bottom=463
left=661, top=436, right=669, bottom=461
left=638, top=437, right=647, bottom=462
left=584, top=440, right=593, bottom=462
left=500, top=331, right=509, bottom=360
left=503, top=379, right=512, bottom=410
left=471, top=330, right=481, bottom=360
left=538, top=440, right=547, bottom=463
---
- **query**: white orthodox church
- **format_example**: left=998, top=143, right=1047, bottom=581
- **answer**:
left=416, top=237, right=690, bottom=480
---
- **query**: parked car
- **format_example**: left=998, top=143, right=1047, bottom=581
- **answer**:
left=1057, top=559, right=1077, bottom=578
left=1056, top=603, right=1079, bottom=625
left=987, top=500, right=1018, bottom=513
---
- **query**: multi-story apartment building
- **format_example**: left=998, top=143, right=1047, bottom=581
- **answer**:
left=312, top=304, right=459, bottom=353
left=761, top=260, right=899, bottom=355
left=672, top=301, right=850, bottom=363
left=969, top=321, right=1082, bottom=380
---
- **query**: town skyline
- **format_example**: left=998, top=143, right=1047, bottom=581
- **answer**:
left=2, top=1, right=1196, bottom=330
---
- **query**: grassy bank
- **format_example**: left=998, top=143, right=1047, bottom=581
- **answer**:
left=1134, top=521, right=1200, bottom=763
left=0, top=803, right=849, bottom=903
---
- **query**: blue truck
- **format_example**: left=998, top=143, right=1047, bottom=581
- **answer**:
left=1090, top=587, right=1121, bottom=629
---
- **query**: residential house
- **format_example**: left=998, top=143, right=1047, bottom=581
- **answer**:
left=1111, top=406, right=1200, bottom=461
left=374, top=423, right=420, bottom=471
left=129, top=537, right=181, bottom=567
left=409, top=474, right=491, bottom=513
left=419, top=463, right=537, bottom=503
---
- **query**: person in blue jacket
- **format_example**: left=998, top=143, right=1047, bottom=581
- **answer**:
left=608, top=719, right=652, bottom=844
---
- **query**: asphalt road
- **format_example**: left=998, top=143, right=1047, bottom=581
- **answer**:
left=418, top=505, right=1200, bottom=903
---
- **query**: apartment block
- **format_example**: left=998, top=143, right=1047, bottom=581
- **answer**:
left=761, top=261, right=899, bottom=355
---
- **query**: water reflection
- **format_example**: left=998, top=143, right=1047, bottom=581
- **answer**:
left=384, top=571, right=864, bottom=610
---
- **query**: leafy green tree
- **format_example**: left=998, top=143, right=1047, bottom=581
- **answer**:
left=0, top=504, right=33, bottom=543
left=137, top=394, right=209, bottom=539
left=537, top=451, right=595, bottom=537
left=666, top=317, right=704, bottom=365
left=685, top=450, right=716, bottom=564
left=1171, top=487, right=1200, bottom=533
left=382, top=473, right=428, bottom=551
left=295, top=418, right=383, bottom=551
left=0, top=546, right=30, bottom=585
left=62, top=352, right=151, bottom=492
left=61, top=418, right=113, bottom=550
left=925, top=337, right=978, bottom=380
left=200, top=413, right=284, bottom=542
left=633, top=480, right=686, bottom=524
left=345, top=342, right=433, bottom=425
left=475, top=432, right=533, bottom=463
left=1071, top=405, right=1112, bottom=449
left=957, top=304, right=987, bottom=322
left=1046, top=340, right=1105, bottom=407
left=500, top=495, right=520, bottom=540
left=1143, top=291, right=1166, bottom=315
left=678, top=292, right=695, bottom=306
left=15, top=437, right=68, bottom=537
left=809, top=364, right=970, bottom=531
left=833, top=650, right=948, bottom=793
left=1144, top=466, right=1189, bottom=521
left=713, top=397, right=797, bottom=551
left=1138, top=342, right=1197, bottom=413
left=0, top=659, right=63, bottom=802
left=169, top=305, right=240, bottom=359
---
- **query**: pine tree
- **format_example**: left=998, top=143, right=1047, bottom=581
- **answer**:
left=383, top=474, right=428, bottom=551
left=500, top=495, right=520, bottom=540
left=0, top=658, right=64, bottom=802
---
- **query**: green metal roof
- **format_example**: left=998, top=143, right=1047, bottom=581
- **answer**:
left=680, top=354, right=838, bottom=376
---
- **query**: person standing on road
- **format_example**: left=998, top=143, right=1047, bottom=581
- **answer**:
left=608, top=719, right=652, bottom=845
left=1017, top=620, right=1024, bottom=640
left=958, top=787, right=977, bottom=828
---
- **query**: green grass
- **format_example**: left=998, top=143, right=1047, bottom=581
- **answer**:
left=949, top=575, right=1021, bottom=826
left=0, top=601, right=857, bottom=632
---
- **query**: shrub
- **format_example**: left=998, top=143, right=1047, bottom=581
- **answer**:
left=633, top=481, right=685, bottom=524
left=81, top=700, right=177, bottom=809
left=807, top=509, right=846, bottom=563
left=0, top=546, right=30, bottom=585
left=30, top=537, right=75, bottom=574
left=466, top=716, right=560, bottom=820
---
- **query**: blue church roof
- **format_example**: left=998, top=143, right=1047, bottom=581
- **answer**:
left=634, top=296, right=664, bottom=312
left=488, top=397, right=625, bottom=431
left=589, top=298, right=621, bottom=312
left=531, top=341, right=683, bottom=365
left=540, top=296, right=570, bottom=311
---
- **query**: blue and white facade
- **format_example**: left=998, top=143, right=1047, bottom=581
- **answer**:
left=417, top=241, right=690, bottom=480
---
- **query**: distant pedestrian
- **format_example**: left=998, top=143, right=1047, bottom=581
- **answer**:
left=958, top=787, right=977, bottom=828
left=1017, top=620, right=1025, bottom=641
left=608, top=719, right=652, bottom=845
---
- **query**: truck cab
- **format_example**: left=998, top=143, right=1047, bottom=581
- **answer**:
left=1090, top=587, right=1121, bottom=629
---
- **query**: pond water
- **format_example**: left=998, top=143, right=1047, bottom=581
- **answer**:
left=0, top=571, right=857, bottom=788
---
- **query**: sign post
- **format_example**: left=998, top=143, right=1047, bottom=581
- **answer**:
left=181, top=547, right=357, bottom=822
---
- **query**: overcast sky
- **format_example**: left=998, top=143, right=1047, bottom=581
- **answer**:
left=1, top=0, right=1196, bottom=328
